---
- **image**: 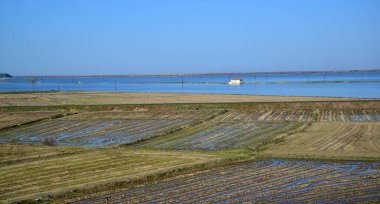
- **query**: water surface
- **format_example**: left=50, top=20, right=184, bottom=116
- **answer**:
left=1, top=72, right=379, bottom=98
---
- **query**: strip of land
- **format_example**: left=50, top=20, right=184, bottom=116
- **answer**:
left=0, top=91, right=373, bottom=106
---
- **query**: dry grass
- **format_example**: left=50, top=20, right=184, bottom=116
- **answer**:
left=264, top=122, right=380, bottom=158
left=0, top=144, right=85, bottom=165
left=0, top=91, right=366, bottom=106
left=0, top=111, right=64, bottom=129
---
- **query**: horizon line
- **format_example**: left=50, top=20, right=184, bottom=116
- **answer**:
left=5, top=68, right=380, bottom=78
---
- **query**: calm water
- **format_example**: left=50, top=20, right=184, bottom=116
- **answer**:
left=1, top=72, right=380, bottom=98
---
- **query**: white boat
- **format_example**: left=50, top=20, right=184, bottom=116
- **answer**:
left=228, top=78, right=244, bottom=85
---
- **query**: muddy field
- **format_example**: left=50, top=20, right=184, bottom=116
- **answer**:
left=134, top=109, right=380, bottom=151
left=0, top=100, right=379, bottom=203
left=74, top=160, right=380, bottom=204
left=134, top=121, right=302, bottom=150
left=0, top=110, right=221, bottom=147
left=1, top=107, right=379, bottom=155
left=211, top=109, right=380, bottom=122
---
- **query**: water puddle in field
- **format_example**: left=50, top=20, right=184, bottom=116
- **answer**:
left=214, top=160, right=380, bottom=203
left=0, top=119, right=192, bottom=147
left=169, top=122, right=288, bottom=150
left=349, top=114, right=380, bottom=122
left=74, top=159, right=380, bottom=204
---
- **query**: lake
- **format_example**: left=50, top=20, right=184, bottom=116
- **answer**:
left=1, top=72, right=380, bottom=98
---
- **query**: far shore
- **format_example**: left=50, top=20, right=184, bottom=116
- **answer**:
left=0, top=91, right=377, bottom=107
left=8, top=68, right=380, bottom=78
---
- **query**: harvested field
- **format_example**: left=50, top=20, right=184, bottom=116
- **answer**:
left=65, top=110, right=221, bottom=120
left=2, top=108, right=378, bottom=150
left=0, top=99, right=380, bottom=203
left=0, top=110, right=221, bottom=147
left=0, top=144, right=85, bottom=166
left=74, top=160, right=380, bottom=203
left=264, top=122, right=380, bottom=158
left=133, top=109, right=380, bottom=150
left=212, top=109, right=380, bottom=122
left=0, top=91, right=365, bottom=107
left=134, top=121, right=302, bottom=150
left=0, top=111, right=64, bottom=130
left=0, top=146, right=222, bottom=203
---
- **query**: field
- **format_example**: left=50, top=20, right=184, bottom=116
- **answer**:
left=2, top=108, right=378, bottom=151
left=264, top=122, right=380, bottom=158
left=133, top=109, right=379, bottom=151
left=0, top=143, right=85, bottom=165
left=134, top=121, right=302, bottom=150
left=0, top=111, right=64, bottom=129
left=0, top=110, right=222, bottom=147
left=0, top=144, right=238, bottom=203
left=208, top=109, right=380, bottom=122
left=0, top=95, right=379, bottom=203
left=74, top=160, right=380, bottom=203
left=0, top=91, right=367, bottom=106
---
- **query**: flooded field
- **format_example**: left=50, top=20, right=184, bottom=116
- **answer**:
left=1, top=108, right=379, bottom=151
left=134, top=109, right=380, bottom=150
left=75, top=160, right=380, bottom=203
left=0, top=110, right=221, bottom=147
left=134, top=121, right=301, bottom=150
left=212, top=109, right=380, bottom=122
left=0, top=101, right=379, bottom=203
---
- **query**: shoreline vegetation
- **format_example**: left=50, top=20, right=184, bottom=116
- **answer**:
left=0, top=92, right=379, bottom=203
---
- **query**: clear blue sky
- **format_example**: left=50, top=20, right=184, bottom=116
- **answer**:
left=0, top=0, right=379, bottom=75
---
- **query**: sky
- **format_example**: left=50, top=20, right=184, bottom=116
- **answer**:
left=0, top=0, right=380, bottom=75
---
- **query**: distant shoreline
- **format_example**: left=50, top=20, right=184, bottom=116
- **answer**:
left=2, top=80, right=380, bottom=85
left=10, top=69, right=380, bottom=78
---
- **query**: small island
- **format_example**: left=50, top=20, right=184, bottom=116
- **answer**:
left=0, top=73, right=12, bottom=78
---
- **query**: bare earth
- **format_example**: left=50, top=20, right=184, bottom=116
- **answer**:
left=0, top=91, right=370, bottom=106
